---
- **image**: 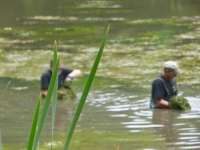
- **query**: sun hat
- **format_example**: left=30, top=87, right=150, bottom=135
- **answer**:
left=164, top=61, right=182, bottom=74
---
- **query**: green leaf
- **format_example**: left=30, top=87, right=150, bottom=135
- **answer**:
left=1, top=80, right=11, bottom=96
left=51, top=41, right=59, bottom=149
left=64, top=26, right=109, bottom=150
left=0, top=49, right=2, bottom=59
left=32, top=55, right=60, bottom=150
left=27, top=97, right=41, bottom=150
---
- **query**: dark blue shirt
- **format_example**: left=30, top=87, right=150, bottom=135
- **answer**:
left=150, top=74, right=178, bottom=108
left=41, top=67, right=73, bottom=89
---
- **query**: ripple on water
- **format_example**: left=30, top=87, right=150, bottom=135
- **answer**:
left=180, top=146, right=200, bottom=149
left=105, top=104, right=131, bottom=111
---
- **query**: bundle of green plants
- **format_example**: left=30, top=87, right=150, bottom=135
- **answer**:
left=169, top=96, right=191, bottom=111
left=26, top=26, right=109, bottom=150
left=57, top=80, right=77, bottom=100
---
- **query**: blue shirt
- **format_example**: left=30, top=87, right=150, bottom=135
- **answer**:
left=150, top=74, right=178, bottom=108
left=41, top=67, right=73, bottom=89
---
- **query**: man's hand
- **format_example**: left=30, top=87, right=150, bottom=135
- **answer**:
left=41, top=89, right=47, bottom=98
left=65, top=76, right=73, bottom=83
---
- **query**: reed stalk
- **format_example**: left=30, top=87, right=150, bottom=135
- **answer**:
left=27, top=97, right=41, bottom=150
left=64, top=26, right=109, bottom=150
left=0, top=49, right=2, bottom=59
left=27, top=42, right=60, bottom=150
left=1, top=80, right=11, bottom=96
left=51, top=41, right=59, bottom=149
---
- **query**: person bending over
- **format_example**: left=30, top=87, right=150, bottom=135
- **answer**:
left=150, top=61, right=182, bottom=108
left=40, top=60, right=82, bottom=98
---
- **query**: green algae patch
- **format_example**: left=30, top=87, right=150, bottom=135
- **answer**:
left=170, top=96, right=191, bottom=111
left=0, top=26, right=102, bottom=46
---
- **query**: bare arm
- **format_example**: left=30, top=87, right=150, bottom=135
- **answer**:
left=68, top=69, right=82, bottom=78
left=156, top=98, right=170, bottom=108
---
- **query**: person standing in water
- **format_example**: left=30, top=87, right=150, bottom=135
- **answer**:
left=40, top=60, right=82, bottom=98
left=150, top=61, right=182, bottom=108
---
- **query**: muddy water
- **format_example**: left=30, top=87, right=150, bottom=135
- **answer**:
left=0, top=0, right=200, bottom=149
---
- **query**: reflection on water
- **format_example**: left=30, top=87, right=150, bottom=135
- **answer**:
left=0, top=0, right=200, bottom=149
left=93, top=89, right=200, bottom=149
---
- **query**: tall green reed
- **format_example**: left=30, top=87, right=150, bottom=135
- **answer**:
left=0, top=51, right=2, bottom=150
left=51, top=41, right=59, bottom=149
left=0, top=50, right=11, bottom=150
left=27, top=26, right=109, bottom=150
left=27, top=42, right=60, bottom=150
left=64, top=26, right=109, bottom=150
left=1, top=80, right=11, bottom=96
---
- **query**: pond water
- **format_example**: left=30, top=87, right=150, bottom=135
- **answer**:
left=0, top=0, right=200, bottom=149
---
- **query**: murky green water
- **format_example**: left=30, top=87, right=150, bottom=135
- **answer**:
left=0, top=0, right=200, bottom=149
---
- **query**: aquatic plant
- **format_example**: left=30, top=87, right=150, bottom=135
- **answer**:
left=0, top=77, right=11, bottom=150
left=1, top=80, right=11, bottom=96
left=169, top=96, right=191, bottom=111
left=0, top=51, right=2, bottom=150
left=27, top=26, right=109, bottom=150
left=0, top=50, right=11, bottom=150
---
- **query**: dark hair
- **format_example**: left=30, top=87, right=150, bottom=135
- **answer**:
left=50, top=59, right=62, bottom=67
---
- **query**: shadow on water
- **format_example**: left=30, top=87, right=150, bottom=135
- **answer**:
left=0, top=0, right=200, bottom=149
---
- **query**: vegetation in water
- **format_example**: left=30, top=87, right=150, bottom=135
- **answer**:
left=169, top=96, right=191, bottom=111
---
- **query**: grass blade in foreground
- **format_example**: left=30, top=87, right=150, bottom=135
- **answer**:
left=32, top=56, right=60, bottom=150
left=0, top=49, right=2, bottom=59
left=51, top=41, right=59, bottom=149
left=27, top=97, right=41, bottom=150
left=1, top=80, right=11, bottom=96
left=64, top=26, right=109, bottom=150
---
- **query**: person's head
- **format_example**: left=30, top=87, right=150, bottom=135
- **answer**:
left=50, top=59, right=62, bottom=72
left=162, top=61, right=182, bottom=80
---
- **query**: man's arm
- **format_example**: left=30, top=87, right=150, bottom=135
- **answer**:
left=156, top=98, right=170, bottom=108
left=68, top=69, right=82, bottom=78
left=40, top=71, right=50, bottom=98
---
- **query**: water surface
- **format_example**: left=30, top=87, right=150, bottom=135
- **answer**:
left=0, top=0, right=200, bottom=149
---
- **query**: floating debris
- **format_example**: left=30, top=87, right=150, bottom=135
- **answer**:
left=10, top=86, right=28, bottom=90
